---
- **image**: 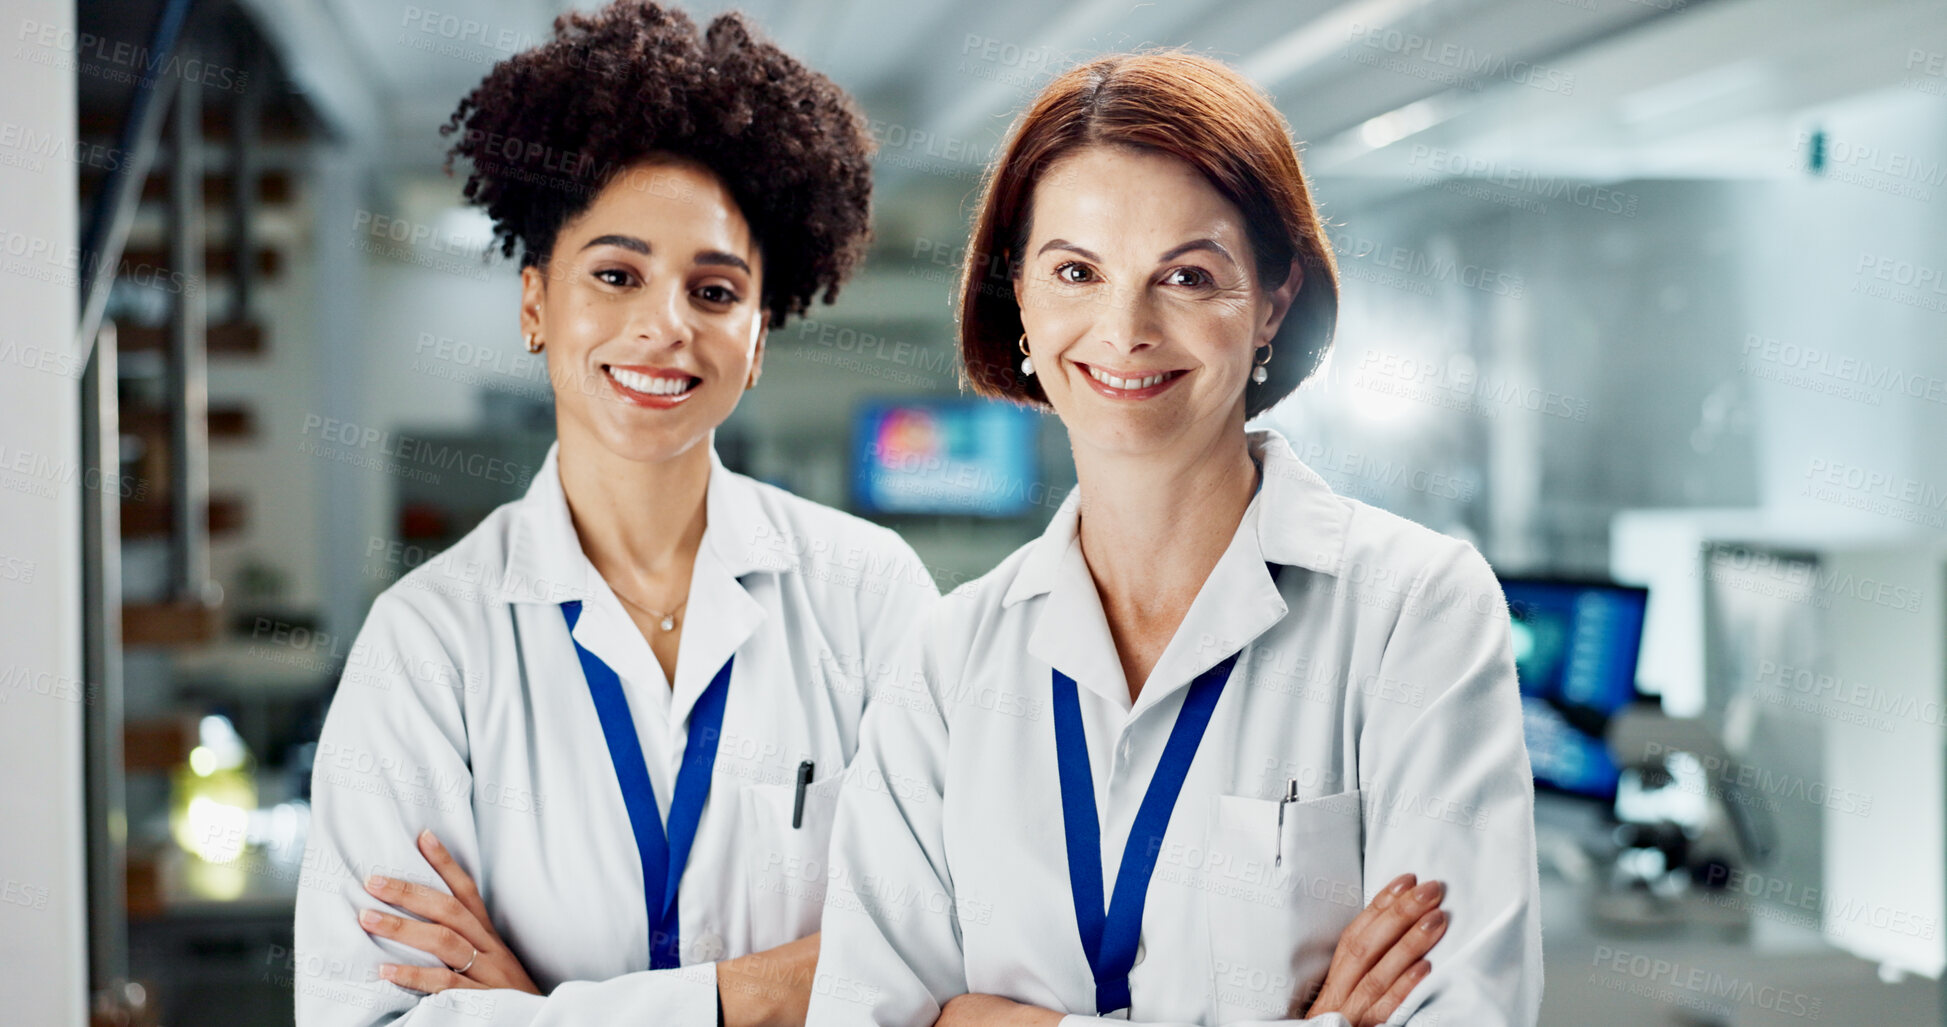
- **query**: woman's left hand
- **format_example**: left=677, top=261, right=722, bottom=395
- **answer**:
left=359, top=829, right=542, bottom=996
left=936, top=993, right=1065, bottom=1027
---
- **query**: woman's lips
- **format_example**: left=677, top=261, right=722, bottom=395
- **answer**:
left=604, top=364, right=701, bottom=408
left=1076, top=362, right=1189, bottom=400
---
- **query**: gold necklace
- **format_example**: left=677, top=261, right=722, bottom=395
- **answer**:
left=610, top=586, right=688, bottom=631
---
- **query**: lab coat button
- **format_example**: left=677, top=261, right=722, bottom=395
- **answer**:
left=692, top=931, right=726, bottom=961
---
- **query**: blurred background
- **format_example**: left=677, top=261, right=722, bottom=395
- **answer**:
left=3, top=0, right=1946, bottom=1023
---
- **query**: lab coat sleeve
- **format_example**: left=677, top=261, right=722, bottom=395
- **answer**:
left=294, top=588, right=519, bottom=1027
left=295, top=591, right=723, bottom=1027
left=806, top=613, right=965, bottom=1026
left=1059, top=1015, right=1351, bottom=1027
left=514, top=966, right=719, bottom=1027
left=1351, top=541, right=1544, bottom=1026
left=856, top=530, right=940, bottom=710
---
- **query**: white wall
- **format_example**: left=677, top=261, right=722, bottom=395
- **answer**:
left=0, top=0, right=87, bottom=1022
left=1736, top=87, right=1947, bottom=520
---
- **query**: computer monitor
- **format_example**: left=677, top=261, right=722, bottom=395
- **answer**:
left=851, top=399, right=1041, bottom=517
left=1499, top=577, right=1650, bottom=801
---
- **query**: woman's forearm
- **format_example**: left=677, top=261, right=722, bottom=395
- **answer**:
left=718, top=933, right=822, bottom=1027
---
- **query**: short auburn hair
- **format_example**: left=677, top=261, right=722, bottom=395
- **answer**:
left=957, top=51, right=1339, bottom=418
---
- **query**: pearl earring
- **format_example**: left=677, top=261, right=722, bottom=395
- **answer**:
left=1018, top=333, right=1034, bottom=377
left=1251, top=342, right=1273, bottom=384
left=525, top=333, right=543, bottom=354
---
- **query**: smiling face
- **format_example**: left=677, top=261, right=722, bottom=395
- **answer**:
left=1014, top=144, right=1297, bottom=460
left=521, top=157, right=767, bottom=466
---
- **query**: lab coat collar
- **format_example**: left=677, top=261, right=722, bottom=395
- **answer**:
left=1009, top=428, right=1349, bottom=718
left=669, top=532, right=765, bottom=733
left=500, top=442, right=783, bottom=602
left=495, top=443, right=601, bottom=605
left=501, top=441, right=768, bottom=731
left=1248, top=427, right=1351, bottom=577
left=1002, top=428, right=1347, bottom=608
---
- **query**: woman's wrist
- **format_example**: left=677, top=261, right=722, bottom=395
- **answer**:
left=715, top=961, right=757, bottom=1027
left=939, top=993, right=1068, bottom=1027
left=716, top=949, right=805, bottom=1027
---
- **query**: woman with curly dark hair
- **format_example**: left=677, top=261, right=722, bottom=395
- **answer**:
left=293, top=4, right=936, bottom=1025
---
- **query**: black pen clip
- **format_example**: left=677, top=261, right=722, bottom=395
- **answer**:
left=791, top=759, right=815, bottom=829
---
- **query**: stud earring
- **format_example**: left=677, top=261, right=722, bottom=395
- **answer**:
left=525, top=333, right=543, bottom=354
left=1251, top=342, right=1273, bottom=385
left=1018, top=333, right=1034, bottom=377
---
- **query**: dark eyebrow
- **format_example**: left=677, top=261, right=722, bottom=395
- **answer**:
left=580, top=233, right=650, bottom=255
left=694, top=250, right=751, bottom=275
left=1035, top=238, right=1100, bottom=262
left=1033, top=237, right=1237, bottom=267
left=1158, top=238, right=1236, bottom=265
left=579, top=235, right=750, bottom=275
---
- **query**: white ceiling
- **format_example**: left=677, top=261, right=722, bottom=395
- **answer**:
left=272, top=0, right=1945, bottom=230
left=1305, top=0, right=1947, bottom=208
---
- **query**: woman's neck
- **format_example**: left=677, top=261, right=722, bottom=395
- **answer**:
left=556, top=433, right=712, bottom=604
left=1073, top=426, right=1258, bottom=697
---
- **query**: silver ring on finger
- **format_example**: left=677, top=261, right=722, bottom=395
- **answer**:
left=454, top=944, right=478, bottom=976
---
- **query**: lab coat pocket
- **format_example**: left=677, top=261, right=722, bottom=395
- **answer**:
left=1202, top=789, right=1365, bottom=1023
left=740, top=772, right=845, bottom=947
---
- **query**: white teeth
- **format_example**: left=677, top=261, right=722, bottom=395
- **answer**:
left=609, top=367, right=695, bottom=396
left=1087, top=366, right=1174, bottom=391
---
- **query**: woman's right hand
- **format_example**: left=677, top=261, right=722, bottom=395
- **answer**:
left=1302, top=873, right=1448, bottom=1027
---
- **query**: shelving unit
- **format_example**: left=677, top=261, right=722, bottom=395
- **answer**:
left=72, top=3, right=332, bottom=1023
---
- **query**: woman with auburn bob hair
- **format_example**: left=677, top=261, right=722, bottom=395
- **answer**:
left=808, top=51, right=1541, bottom=1027
left=296, top=3, right=937, bottom=1026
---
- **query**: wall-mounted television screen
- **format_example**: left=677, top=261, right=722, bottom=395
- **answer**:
left=852, top=400, right=1041, bottom=517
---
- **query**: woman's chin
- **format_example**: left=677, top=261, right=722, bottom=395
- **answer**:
left=1069, top=422, right=1190, bottom=461
left=564, top=385, right=740, bottom=464
left=587, top=418, right=712, bottom=466
left=1062, top=406, right=1227, bottom=462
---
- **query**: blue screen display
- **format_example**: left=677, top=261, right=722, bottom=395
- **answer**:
left=1499, top=579, right=1649, bottom=800
left=852, top=400, right=1042, bottom=517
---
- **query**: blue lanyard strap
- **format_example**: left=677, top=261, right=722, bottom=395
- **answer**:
left=1053, top=651, right=1243, bottom=1015
left=561, top=600, right=733, bottom=969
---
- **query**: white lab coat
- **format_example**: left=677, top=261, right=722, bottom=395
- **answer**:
left=295, top=442, right=938, bottom=1027
left=808, top=428, right=1542, bottom=1027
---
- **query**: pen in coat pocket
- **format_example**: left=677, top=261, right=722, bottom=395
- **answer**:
left=1276, top=778, right=1298, bottom=866
left=792, top=760, right=814, bottom=829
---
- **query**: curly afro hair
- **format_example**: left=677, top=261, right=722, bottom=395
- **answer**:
left=440, top=0, right=874, bottom=327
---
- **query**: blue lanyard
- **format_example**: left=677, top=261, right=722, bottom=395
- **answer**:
left=1052, top=652, right=1242, bottom=1015
left=561, top=600, right=732, bottom=970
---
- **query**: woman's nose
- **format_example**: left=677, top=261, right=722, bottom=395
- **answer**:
left=1096, top=285, right=1159, bottom=353
left=627, top=281, right=695, bottom=349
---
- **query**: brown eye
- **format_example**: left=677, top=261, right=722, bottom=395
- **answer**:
left=1164, top=266, right=1211, bottom=288
left=694, top=284, right=741, bottom=306
left=594, top=268, right=636, bottom=288
left=1056, top=261, right=1094, bottom=284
